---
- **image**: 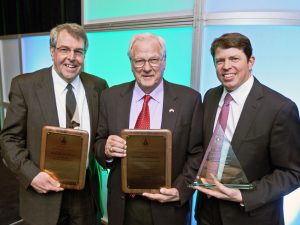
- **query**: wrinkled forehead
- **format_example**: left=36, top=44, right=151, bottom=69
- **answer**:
left=131, top=39, right=163, bottom=57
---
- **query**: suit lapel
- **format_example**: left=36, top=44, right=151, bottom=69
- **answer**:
left=204, top=87, right=223, bottom=145
left=161, top=81, right=178, bottom=132
left=116, top=81, right=179, bottom=131
left=231, top=79, right=264, bottom=155
left=80, top=74, right=98, bottom=135
left=35, top=68, right=59, bottom=126
left=117, top=82, right=135, bottom=130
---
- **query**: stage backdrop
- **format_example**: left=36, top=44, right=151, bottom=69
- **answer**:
left=5, top=26, right=297, bottom=224
left=0, top=0, right=299, bottom=224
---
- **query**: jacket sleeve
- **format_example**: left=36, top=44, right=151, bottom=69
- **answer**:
left=0, top=77, right=40, bottom=188
left=242, top=100, right=300, bottom=211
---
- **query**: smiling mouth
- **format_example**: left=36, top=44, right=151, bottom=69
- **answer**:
left=223, top=73, right=235, bottom=79
left=65, top=64, right=76, bottom=68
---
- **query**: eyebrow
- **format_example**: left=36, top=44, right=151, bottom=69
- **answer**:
left=57, top=45, right=85, bottom=50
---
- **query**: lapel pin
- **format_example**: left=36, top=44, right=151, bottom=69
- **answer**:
left=169, top=108, right=175, bottom=113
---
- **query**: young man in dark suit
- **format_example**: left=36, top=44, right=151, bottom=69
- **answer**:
left=0, top=23, right=108, bottom=225
left=194, top=32, right=300, bottom=225
left=95, top=33, right=204, bottom=225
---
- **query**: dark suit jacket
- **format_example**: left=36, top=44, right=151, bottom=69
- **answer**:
left=0, top=67, right=108, bottom=225
left=95, top=80, right=204, bottom=225
left=195, top=78, right=300, bottom=225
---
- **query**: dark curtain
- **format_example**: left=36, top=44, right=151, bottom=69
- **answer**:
left=0, top=0, right=81, bottom=36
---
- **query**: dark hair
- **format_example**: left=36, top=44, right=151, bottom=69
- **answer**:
left=210, top=33, right=253, bottom=61
left=49, top=23, right=88, bottom=51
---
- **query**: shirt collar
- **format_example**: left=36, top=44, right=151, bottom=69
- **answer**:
left=221, top=75, right=254, bottom=105
left=133, top=79, right=164, bottom=103
left=51, top=66, right=80, bottom=94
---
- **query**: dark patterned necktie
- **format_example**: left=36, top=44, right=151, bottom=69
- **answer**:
left=135, top=95, right=151, bottom=129
left=66, top=83, right=77, bottom=128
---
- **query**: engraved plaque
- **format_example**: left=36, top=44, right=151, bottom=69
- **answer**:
left=121, top=129, right=172, bottom=194
left=40, top=126, right=89, bottom=190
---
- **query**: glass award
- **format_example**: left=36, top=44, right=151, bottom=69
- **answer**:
left=190, top=124, right=253, bottom=190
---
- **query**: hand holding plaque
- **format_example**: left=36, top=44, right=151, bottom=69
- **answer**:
left=121, top=129, right=172, bottom=194
left=40, top=126, right=89, bottom=190
left=190, top=125, right=253, bottom=190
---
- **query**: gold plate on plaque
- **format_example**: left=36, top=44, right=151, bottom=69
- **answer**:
left=40, top=126, right=89, bottom=190
left=121, top=129, right=172, bottom=194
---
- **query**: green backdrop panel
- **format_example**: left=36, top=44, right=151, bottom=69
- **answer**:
left=84, top=0, right=194, bottom=23
left=85, top=27, right=193, bottom=88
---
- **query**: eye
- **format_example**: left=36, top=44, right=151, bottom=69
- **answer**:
left=231, top=57, right=240, bottom=62
left=215, top=59, right=224, bottom=65
left=74, top=49, right=85, bottom=56
left=134, top=59, right=145, bottom=66
left=59, top=48, right=70, bottom=53
left=149, top=58, right=160, bottom=64
left=135, top=59, right=144, bottom=63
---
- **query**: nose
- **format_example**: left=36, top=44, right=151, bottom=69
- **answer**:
left=142, top=61, right=152, bottom=72
left=67, top=50, right=76, bottom=60
left=223, top=59, right=231, bottom=70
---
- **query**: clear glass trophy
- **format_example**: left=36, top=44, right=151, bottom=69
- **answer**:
left=190, top=124, right=254, bottom=190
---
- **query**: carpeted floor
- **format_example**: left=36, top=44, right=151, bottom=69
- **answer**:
left=0, top=159, right=22, bottom=225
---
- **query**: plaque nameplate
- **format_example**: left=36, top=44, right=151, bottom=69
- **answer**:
left=121, top=129, right=172, bottom=194
left=40, top=126, right=89, bottom=190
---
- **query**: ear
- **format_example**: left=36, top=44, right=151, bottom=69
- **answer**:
left=50, top=47, right=55, bottom=59
left=161, top=58, right=166, bottom=71
left=248, top=56, right=255, bottom=70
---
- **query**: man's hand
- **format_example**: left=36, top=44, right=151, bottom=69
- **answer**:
left=193, top=174, right=243, bottom=203
left=142, top=188, right=180, bottom=203
left=105, top=135, right=127, bottom=159
left=31, top=171, right=64, bottom=194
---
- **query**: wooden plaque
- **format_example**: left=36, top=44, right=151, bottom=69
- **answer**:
left=121, top=129, right=172, bottom=194
left=40, top=126, right=89, bottom=190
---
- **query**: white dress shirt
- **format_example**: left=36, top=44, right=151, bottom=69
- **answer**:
left=214, top=75, right=254, bottom=179
left=51, top=67, right=91, bottom=166
left=129, top=80, right=164, bottom=129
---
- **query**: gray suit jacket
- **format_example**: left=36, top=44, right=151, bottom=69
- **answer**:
left=195, top=78, right=300, bottom=225
left=0, top=67, right=108, bottom=225
left=95, top=80, right=204, bottom=225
